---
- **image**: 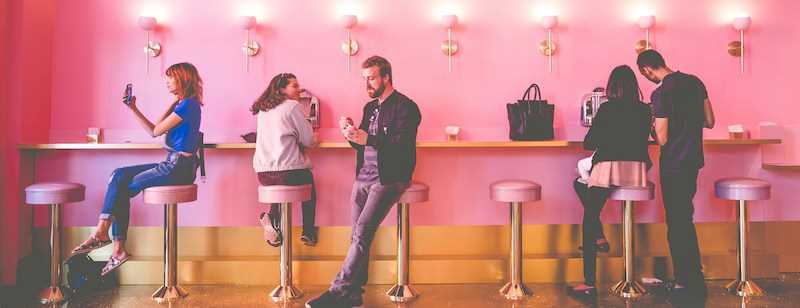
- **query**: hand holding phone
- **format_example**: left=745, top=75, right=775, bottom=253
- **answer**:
left=123, top=83, right=134, bottom=106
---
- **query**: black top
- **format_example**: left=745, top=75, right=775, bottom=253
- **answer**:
left=583, top=98, right=652, bottom=168
left=651, top=71, right=708, bottom=170
left=349, top=91, right=422, bottom=184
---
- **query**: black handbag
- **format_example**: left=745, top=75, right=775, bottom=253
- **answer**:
left=507, top=84, right=555, bottom=140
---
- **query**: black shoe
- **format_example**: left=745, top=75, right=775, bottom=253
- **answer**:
left=578, top=241, right=610, bottom=253
left=305, top=290, right=363, bottom=308
left=267, top=211, right=283, bottom=247
left=665, top=281, right=707, bottom=298
left=566, top=285, right=597, bottom=302
left=301, top=226, right=319, bottom=246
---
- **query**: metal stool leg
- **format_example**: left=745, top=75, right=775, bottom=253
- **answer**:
left=610, top=200, right=646, bottom=298
left=38, top=204, right=64, bottom=304
left=500, top=202, right=532, bottom=300
left=726, top=200, right=764, bottom=297
left=270, top=202, right=303, bottom=302
left=387, top=203, right=418, bottom=302
left=152, top=203, right=188, bottom=302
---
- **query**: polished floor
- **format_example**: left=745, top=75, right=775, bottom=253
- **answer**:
left=3, top=278, right=800, bottom=308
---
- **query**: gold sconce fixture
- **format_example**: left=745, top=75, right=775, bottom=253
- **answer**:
left=538, top=15, right=558, bottom=73
left=340, top=15, right=359, bottom=72
left=137, top=16, right=161, bottom=74
left=239, top=16, right=260, bottom=73
left=440, top=15, right=459, bottom=72
left=729, top=16, right=751, bottom=74
left=635, top=15, right=655, bottom=54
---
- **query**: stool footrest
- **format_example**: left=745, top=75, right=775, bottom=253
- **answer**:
left=610, top=280, right=646, bottom=298
left=387, top=284, right=418, bottom=303
left=151, top=285, right=188, bottom=303
left=726, top=280, right=764, bottom=297
left=270, top=285, right=304, bottom=302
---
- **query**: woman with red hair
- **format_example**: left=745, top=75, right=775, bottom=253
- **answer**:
left=70, top=62, right=204, bottom=275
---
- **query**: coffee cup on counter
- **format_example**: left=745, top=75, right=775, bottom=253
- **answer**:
left=87, top=127, right=103, bottom=143
left=728, top=124, right=748, bottom=139
left=445, top=125, right=460, bottom=141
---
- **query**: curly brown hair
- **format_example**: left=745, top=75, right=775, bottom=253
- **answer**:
left=250, top=73, right=296, bottom=115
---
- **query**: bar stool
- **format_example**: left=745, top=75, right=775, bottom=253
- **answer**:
left=258, top=184, right=312, bottom=302
left=386, top=182, right=429, bottom=303
left=144, top=184, right=197, bottom=303
left=715, top=177, right=771, bottom=297
left=490, top=180, right=541, bottom=300
left=25, top=182, right=85, bottom=304
left=608, top=182, right=654, bottom=299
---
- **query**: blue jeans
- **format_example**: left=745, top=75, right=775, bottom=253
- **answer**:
left=99, top=152, right=198, bottom=240
left=330, top=180, right=409, bottom=298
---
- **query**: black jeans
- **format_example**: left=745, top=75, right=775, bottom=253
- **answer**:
left=661, top=168, right=705, bottom=288
left=573, top=178, right=610, bottom=286
left=257, top=169, right=317, bottom=232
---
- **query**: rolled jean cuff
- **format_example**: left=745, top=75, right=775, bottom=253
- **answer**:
left=112, top=235, right=127, bottom=241
left=99, top=213, right=113, bottom=220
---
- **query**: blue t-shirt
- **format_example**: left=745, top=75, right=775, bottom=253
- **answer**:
left=651, top=71, right=707, bottom=170
left=166, top=98, right=202, bottom=153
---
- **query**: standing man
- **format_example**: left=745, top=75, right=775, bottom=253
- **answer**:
left=637, top=49, right=715, bottom=297
left=306, top=55, right=422, bottom=308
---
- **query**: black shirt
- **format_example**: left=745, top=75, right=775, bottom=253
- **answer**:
left=349, top=91, right=422, bottom=184
left=583, top=99, right=652, bottom=168
left=651, top=71, right=708, bottom=170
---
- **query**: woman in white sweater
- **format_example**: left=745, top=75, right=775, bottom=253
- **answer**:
left=251, top=73, right=319, bottom=246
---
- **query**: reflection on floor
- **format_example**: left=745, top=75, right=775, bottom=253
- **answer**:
left=3, top=277, right=800, bottom=307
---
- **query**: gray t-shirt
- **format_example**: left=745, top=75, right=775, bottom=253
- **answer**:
left=357, top=106, right=381, bottom=182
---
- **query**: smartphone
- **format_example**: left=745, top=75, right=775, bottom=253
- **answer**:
left=124, top=83, right=133, bottom=105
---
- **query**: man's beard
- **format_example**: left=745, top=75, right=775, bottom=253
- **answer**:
left=367, top=83, right=385, bottom=99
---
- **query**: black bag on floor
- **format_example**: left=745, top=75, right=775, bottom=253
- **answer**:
left=507, top=84, right=555, bottom=140
left=64, top=254, right=117, bottom=297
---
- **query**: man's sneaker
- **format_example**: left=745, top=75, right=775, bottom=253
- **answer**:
left=305, top=290, right=363, bottom=308
left=258, top=212, right=282, bottom=247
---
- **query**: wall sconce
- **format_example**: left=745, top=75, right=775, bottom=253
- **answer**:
left=729, top=16, right=751, bottom=74
left=539, top=15, right=558, bottom=73
left=138, top=16, right=161, bottom=74
left=239, top=16, right=260, bottom=73
left=440, top=14, right=459, bottom=72
left=635, top=15, right=656, bottom=54
left=340, top=15, right=359, bottom=72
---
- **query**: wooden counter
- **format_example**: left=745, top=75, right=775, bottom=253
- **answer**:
left=18, top=138, right=781, bottom=151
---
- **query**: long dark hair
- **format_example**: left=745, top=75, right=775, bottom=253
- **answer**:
left=250, top=73, right=296, bottom=115
left=606, top=65, right=643, bottom=103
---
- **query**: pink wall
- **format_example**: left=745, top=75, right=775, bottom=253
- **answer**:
left=2, top=0, right=56, bottom=285
left=15, top=1, right=800, bottom=230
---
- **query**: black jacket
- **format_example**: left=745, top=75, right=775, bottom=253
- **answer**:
left=349, top=91, right=422, bottom=184
left=583, top=99, right=652, bottom=168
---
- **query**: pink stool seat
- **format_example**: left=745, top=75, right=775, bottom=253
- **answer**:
left=715, top=177, right=771, bottom=201
left=398, top=182, right=429, bottom=204
left=609, top=182, right=655, bottom=202
left=258, top=184, right=312, bottom=204
left=144, top=185, right=198, bottom=204
left=490, top=180, right=542, bottom=203
left=26, top=182, right=85, bottom=205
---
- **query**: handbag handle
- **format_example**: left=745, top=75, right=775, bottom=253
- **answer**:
left=521, top=84, right=542, bottom=101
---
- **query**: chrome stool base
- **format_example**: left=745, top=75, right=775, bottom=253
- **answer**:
left=726, top=280, right=764, bottom=297
left=152, top=285, right=189, bottom=303
left=37, top=286, right=65, bottom=304
left=610, top=280, right=647, bottom=299
left=269, top=285, right=304, bottom=302
left=387, top=284, right=418, bottom=302
left=499, top=282, right=532, bottom=300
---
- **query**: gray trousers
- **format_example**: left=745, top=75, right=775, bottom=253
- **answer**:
left=330, top=180, right=410, bottom=297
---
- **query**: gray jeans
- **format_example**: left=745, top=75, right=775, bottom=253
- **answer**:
left=330, top=180, right=410, bottom=297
